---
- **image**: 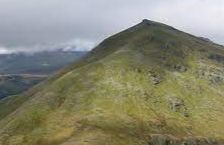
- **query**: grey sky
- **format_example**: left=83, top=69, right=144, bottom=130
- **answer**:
left=0, top=0, right=224, bottom=53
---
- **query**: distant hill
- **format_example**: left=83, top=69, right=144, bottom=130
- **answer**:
left=0, top=20, right=224, bottom=145
left=0, top=50, right=87, bottom=75
left=0, top=75, right=45, bottom=99
left=0, top=51, right=87, bottom=99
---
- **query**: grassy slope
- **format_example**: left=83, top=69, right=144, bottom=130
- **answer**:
left=0, top=20, right=224, bottom=145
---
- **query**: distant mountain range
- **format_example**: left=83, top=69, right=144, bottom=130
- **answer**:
left=0, top=50, right=87, bottom=99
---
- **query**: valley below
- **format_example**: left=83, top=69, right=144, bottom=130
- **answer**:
left=0, top=51, right=86, bottom=99
left=0, top=74, right=46, bottom=99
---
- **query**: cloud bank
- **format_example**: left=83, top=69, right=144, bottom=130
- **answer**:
left=0, top=39, right=96, bottom=54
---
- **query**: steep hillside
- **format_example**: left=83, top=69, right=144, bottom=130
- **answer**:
left=0, top=20, right=224, bottom=145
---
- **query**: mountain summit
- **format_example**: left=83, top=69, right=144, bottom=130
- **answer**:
left=0, top=20, right=224, bottom=145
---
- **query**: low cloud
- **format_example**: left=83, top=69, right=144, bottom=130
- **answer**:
left=0, top=47, right=13, bottom=54
left=0, top=39, right=96, bottom=54
left=61, top=39, right=96, bottom=52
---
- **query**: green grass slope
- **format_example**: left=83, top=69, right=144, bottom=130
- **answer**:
left=0, top=19, right=224, bottom=145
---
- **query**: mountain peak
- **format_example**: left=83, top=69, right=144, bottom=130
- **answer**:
left=1, top=20, right=224, bottom=145
left=140, top=19, right=162, bottom=27
left=139, top=19, right=176, bottom=31
left=141, top=19, right=156, bottom=24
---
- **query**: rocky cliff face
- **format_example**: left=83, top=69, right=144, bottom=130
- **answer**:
left=0, top=20, right=224, bottom=145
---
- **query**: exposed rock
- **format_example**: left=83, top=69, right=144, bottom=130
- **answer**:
left=168, top=97, right=189, bottom=117
left=195, top=63, right=224, bottom=85
left=209, top=75, right=223, bottom=84
left=169, top=98, right=184, bottom=111
left=148, top=71, right=162, bottom=85
left=182, top=137, right=218, bottom=145
left=174, top=64, right=187, bottom=72
left=141, top=19, right=177, bottom=31
left=198, top=37, right=213, bottom=43
left=151, top=74, right=161, bottom=85
left=208, top=54, right=224, bottom=64
left=149, top=134, right=218, bottom=145
left=152, top=77, right=161, bottom=85
left=149, top=134, right=178, bottom=145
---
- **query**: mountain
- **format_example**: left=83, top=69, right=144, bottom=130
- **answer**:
left=0, top=51, right=87, bottom=99
left=0, top=19, right=224, bottom=145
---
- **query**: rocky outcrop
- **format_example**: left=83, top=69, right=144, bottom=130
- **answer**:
left=150, top=73, right=162, bottom=85
left=148, top=134, right=218, bottom=145
left=196, top=62, right=224, bottom=84
left=208, top=54, right=224, bottom=64
left=173, top=64, right=187, bottom=72
left=168, top=97, right=189, bottom=117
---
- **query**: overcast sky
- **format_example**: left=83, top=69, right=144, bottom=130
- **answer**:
left=0, top=0, right=224, bottom=53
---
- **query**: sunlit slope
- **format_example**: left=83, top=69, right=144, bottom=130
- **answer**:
left=0, top=20, right=224, bottom=145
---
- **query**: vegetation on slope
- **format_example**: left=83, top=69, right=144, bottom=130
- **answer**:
left=0, top=20, right=224, bottom=145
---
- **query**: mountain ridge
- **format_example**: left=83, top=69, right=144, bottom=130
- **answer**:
left=0, top=20, right=224, bottom=145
